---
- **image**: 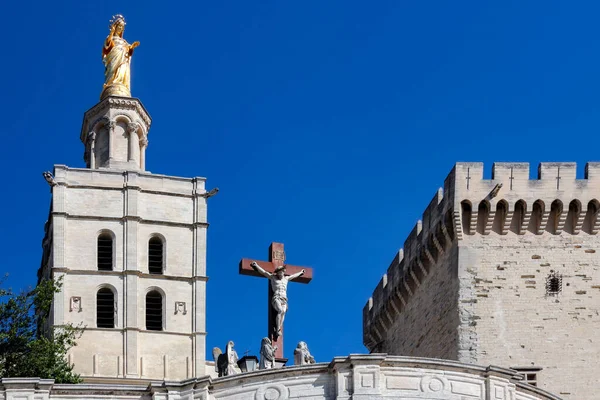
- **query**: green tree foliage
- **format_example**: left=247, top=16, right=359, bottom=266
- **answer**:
left=0, top=277, right=82, bottom=383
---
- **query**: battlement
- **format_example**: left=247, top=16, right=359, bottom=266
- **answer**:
left=363, top=161, right=600, bottom=351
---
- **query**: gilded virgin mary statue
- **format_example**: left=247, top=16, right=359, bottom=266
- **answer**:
left=100, top=15, right=140, bottom=100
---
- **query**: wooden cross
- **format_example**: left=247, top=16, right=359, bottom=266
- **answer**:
left=239, top=242, right=313, bottom=361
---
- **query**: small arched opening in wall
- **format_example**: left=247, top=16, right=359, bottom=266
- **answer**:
left=564, top=200, right=581, bottom=234
left=460, top=201, right=472, bottom=235
left=528, top=200, right=545, bottom=234
left=96, top=284, right=117, bottom=328
left=145, top=287, right=165, bottom=331
left=444, top=210, right=455, bottom=241
left=582, top=199, right=600, bottom=234
left=546, top=200, right=563, bottom=234
left=476, top=200, right=490, bottom=235
left=492, top=200, right=508, bottom=234
left=148, top=234, right=166, bottom=275
left=510, top=200, right=526, bottom=234
left=97, top=230, right=115, bottom=271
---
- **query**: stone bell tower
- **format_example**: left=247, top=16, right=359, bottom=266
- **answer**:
left=38, top=15, right=210, bottom=382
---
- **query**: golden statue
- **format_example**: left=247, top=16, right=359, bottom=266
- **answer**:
left=100, top=15, right=140, bottom=100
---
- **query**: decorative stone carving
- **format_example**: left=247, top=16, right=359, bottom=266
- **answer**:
left=212, top=341, right=241, bottom=377
left=259, top=337, right=278, bottom=370
left=255, top=384, right=289, bottom=400
left=139, top=137, right=148, bottom=147
left=106, top=120, right=116, bottom=131
left=42, top=171, right=56, bottom=189
left=69, top=296, right=82, bottom=312
left=293, top=341, right=315, bottom=366
left=174, top=301, right=187, bottom=315
left=127, top=122, right=140, bottom=134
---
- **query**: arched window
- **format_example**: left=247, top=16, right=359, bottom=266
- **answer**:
left=148, top=237, right=164, bottom=275
left=97, top=233, right=113, bottom=271
left=97, top=288, right=115, bottom=328
left=146, top=290, right=163, bottom=331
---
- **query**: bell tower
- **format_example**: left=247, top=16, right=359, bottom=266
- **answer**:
left=39, top=15, right=211, bottom=382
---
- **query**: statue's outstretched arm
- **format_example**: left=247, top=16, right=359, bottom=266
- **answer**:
left=288, top=269, right=305, bottom=281
left=251, top=261, right=272, bottom=278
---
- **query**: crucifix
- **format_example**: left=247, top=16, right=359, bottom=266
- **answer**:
left=239, top=242, right=313, bottom=362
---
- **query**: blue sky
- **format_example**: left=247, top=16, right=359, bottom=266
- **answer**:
left=2, top=1, right=600, bottom=363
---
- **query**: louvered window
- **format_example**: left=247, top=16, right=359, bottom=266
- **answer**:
left=146, top=290, right=163, bottom=331
left=97, top=233, right=113, bottom=271
left=97, top=288, right=115, bottom=328
left=148, top=237, right=163, bottom=274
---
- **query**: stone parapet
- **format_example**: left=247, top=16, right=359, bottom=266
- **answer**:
left=0, top=355, right=560, bottom=400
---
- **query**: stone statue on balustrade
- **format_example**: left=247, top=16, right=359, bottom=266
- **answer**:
left=294, top=341, right=315, bottom=366
left=212, top=341, right=241, bottom=377
left=259, top=337, right=278, bottom=370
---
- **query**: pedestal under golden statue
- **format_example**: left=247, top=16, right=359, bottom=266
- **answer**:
left=100, top=14, right=140, bottom=100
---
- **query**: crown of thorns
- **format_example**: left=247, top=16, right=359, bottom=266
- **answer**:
left=274, top=265, right=286, bottom=273
left=109, top=14, right=126, bottom=29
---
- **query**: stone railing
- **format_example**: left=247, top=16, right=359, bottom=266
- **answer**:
left=0, top=354, right=560, bottom=400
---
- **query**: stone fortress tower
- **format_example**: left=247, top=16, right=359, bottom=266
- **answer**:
left=38, top=95, right=211, bottom=381
left=363, top=162, right=600, bottom=399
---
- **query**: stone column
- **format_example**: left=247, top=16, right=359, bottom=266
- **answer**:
left=140, top=137, right=148, bottom=170
left=127, top=122, right=140, bottom=165
left=88, top=131, right=97, bottom=169
left=107, top=120, right=116, bottom=161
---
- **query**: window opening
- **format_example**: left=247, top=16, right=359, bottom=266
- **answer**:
left=148, top=237, right=163, bottom=274
left=97, top=288, right=115, bottom=328
left=545, top=271, right=562, bottom=296
left=146, top=290, right=163, bottom=331
left=97, top=234, right=113, bottom=271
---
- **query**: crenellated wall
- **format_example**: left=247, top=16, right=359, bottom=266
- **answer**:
left=363, top=162, right=600, bottom=400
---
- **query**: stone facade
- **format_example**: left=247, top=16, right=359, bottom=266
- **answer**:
left=38, top=96, right=210, bottom=381
left=363, top=162, right=600, bottom=399
left=0, top=355, right=560, bottom=400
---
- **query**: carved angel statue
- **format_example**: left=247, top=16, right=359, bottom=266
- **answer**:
left=259, top=337, right=278, bottom=370
left=212, top=341, right=241, bottom=377
left=293, top=341, right=315, bottom=366
left=101, top=14, right=140, bottom=99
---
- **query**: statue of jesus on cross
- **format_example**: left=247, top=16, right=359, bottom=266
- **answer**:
left=250, top=261, right=305, bottom=336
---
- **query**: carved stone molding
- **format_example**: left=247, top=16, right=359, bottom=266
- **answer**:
left=255, top=384, right=289, bottom=400
left=174, top=301, right=187, bottom=315
left=127, top=122, right=141, bottom=134
left=70, top=296, right=82, bottom=312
